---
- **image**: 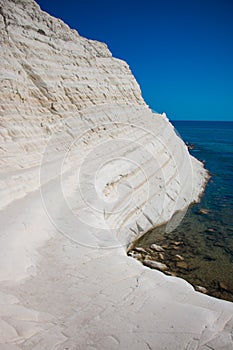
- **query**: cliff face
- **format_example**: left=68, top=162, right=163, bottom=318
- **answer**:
left=0, top=0, right=144, bottom=206
left=0, top=0, right=207, bottom=249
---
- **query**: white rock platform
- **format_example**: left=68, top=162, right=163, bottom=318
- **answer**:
left=1, top=174, right=233, bottom=350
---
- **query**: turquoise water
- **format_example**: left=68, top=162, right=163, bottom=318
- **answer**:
left=173, top=121, right=233, bottom=213
left=132, top=121, right=233, bottom=302
left=173, top=121, right=233, bottom=231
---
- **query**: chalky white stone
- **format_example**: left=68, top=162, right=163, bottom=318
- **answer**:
left=0, top=1, right=232, bottom=349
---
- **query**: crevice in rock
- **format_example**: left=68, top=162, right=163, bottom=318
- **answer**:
left=0, top=6, right=8, bottom=33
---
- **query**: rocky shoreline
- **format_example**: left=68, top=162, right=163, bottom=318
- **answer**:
left=128, top=207, right=233, bottom=302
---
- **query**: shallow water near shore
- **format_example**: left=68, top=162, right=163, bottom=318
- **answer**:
left=130, top=121, right=233, bottom=302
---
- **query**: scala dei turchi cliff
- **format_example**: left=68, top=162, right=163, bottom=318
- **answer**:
left=0, top=0, right=232, bottom=349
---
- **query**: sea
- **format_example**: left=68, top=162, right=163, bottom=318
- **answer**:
left=133, top=121, right=233, bottom=302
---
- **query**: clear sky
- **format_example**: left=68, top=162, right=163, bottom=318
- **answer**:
left=36, top=0, right=233, bottom=121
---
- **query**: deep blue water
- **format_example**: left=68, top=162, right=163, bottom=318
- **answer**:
left=133, top=121, right=233, bottom=301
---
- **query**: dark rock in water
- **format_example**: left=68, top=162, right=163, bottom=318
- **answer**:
left=185, top=142, right=195, bottom=150
left=143, top=259, right=168, bottom=271
left=223, top=246, right=233, bottom=255
left=150, top=243, right=164, bottom=252
left=128, top=251, right=142, bottom=259
left=213, top=241, right=225, bottom=248
left=206, top=235, right=216, bottom=241
left=161, top=244, right=169, bottom=249
left=176, top=261, right=188, bottom=269
left=203, top=255, right=216, bottom=261
left=218, top=282, right=232, bottom=294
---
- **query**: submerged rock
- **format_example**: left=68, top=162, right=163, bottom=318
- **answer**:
left=172, top=246, right=181, bottom=251
left=199, top=208, right=210, bottom=215
left=174, top=254, right=184, bottom=261
left=206, top=228, right=216, bottom=233
left=195, top=285, right=208, bottom=294
left=203, top=255, right=216, bottom=261
left=143, top=260, right=168, bottom=271
left=159, top=253, right=165, bottom=260
left=128, top=251, right=142, bottom=259
left=176, top=261, right=188, bottom=270
left=186, top=142, right=195, bottom=150
left=218, top=282, right=232, bottom=294
left=150, top=243, right=164, bottom=252
left=173, top=241, right=183, bottom=246
left=134, top=247, right=147, bottom=254
left=213, top=241, right=225, bottom=248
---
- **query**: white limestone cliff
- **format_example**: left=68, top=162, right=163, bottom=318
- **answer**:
left=0, top=1, right=232, bottom=349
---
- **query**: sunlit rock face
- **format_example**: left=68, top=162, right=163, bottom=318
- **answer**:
left=0, top=0, right=207, bottom=249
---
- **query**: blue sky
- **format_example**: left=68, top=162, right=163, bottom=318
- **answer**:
left=36, top=0, right=233, bottom=121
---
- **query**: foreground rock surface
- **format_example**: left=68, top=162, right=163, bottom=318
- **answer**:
left=0, top=0, right=232, bottom=349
